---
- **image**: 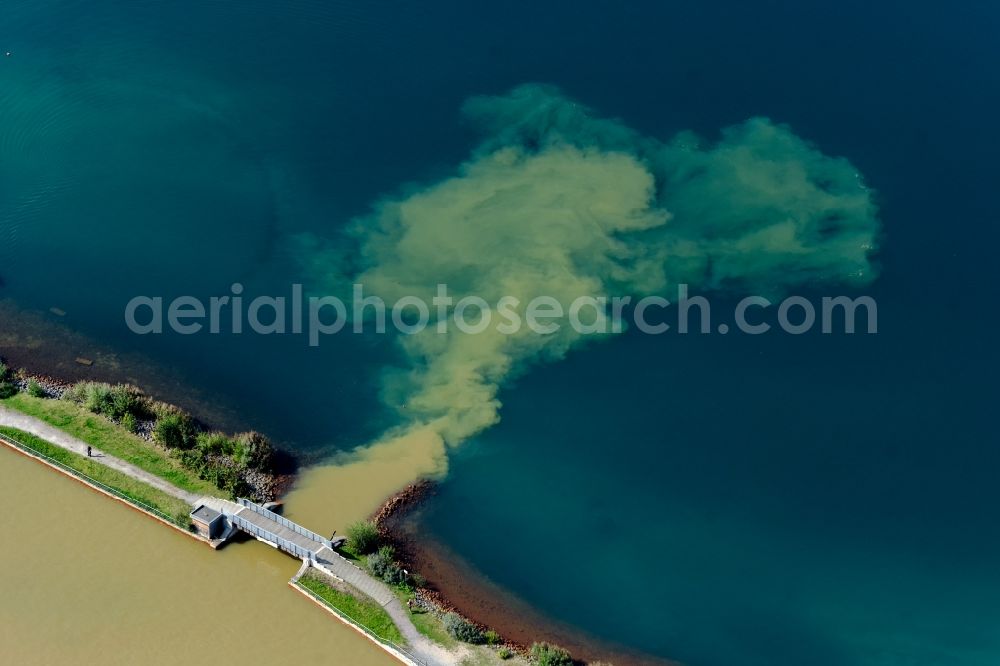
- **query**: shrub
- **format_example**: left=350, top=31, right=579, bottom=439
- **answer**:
left=60, top=382, right=85, bottom=403
left=382, top=562, right=408, bottom=586
left=154, top=412, right=198, bottom=450
left=346, top=520, right=380, bottom=554
left=0, top=382, right=16, bottom=399
left=485, top=629, right=501, bottom=645
left=198, top=458, right=247, bottom=497
left=26, top=379, right=46, bottom=398
left=374, top=544, right=396, bottom=562
left=410, top=572, right=427, bottom=588
left=368, top=545, right=407, bottom=584
left=120, top=412, right=138, bottom=433
left=179, top=449, right=203, bottom=468
left=227, top=475, right=254, bottom=501
left=0, top=361, right=9, bottom=381
left=105, top=384, right=150, bottom=421
left=80, top=382, right=112, bottom=414
left=233, top=431, right=274, bottom=472
left=61, top=381, right=150, bottom=421
left=197, top=432, right=237, bottom=456
left=443, top=612, right=486, bottom=644
left=498, top=646, right=514, bottom=660
left=530, top=642, right=573, bottom=666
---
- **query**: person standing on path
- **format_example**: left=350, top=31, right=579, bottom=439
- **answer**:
left=86, top=445, right=91, bottom=457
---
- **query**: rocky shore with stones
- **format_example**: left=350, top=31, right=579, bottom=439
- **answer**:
left=369, top=480, right=665, bottom=666
left=2, top=361, right=290, bottom=503
left=369, top=480, right=533, bottom=660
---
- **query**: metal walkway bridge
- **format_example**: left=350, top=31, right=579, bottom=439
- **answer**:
left=228, top=497, right=336, bottom=559
left=216, top=498, right=400, bottom=608
left=194, top=496, right=418, bottom=647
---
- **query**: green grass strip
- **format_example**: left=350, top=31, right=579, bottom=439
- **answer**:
left=0, top=425, right=192, bottom=526
left=2, top=394, right=217, bottom=495
left=391, top=586, right=457, bottom=647
left=298, top=572, right=404, bottom=645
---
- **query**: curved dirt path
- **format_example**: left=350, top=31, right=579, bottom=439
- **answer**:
left=0, top=405, right=200, bottom=504
left=313, top=546, right=466, bottom=666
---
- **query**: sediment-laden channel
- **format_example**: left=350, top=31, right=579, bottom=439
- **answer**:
left=0, top=443, right=396, bottom=666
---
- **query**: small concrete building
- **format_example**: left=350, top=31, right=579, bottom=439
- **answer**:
left=190, top=504, right=225, bottom=540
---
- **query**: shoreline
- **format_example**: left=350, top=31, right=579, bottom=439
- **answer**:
left=0, top=299, right=304, bottom=496
left=372, top=482, right=674, bottom=666
left=288, top=581, right=417, bottom=666
left=0, top=298, right=259, bottom=435
left=3, top=318, right=658, bottom=664
left=0, top=431, right=212, bottom=547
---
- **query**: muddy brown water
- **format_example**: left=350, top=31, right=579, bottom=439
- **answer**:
left=0, top=444, right=397, bottom=666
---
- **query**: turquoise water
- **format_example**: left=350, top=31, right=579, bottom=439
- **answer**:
left=3, top=2, right=1000, bottom=665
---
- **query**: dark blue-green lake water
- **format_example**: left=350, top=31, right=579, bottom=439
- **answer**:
left=2, top=2, right=999, bottom=665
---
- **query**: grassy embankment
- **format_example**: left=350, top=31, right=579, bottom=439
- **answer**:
left=0, top=425, right=193, bottom=525
left=339, top=536, right=459, bottom=649
left=341, top=523, right=527, bottom=663
left=395, top=587, right=458, bottom=648
left=2, top=393, right=218, bottom=497
left=296, top=570, right=404, bottom=645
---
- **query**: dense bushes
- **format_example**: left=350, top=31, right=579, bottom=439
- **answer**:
left=167, top=426, right=273, bottom=499
left=4, top=374, right=278, bottom=500
left=63, top=382, right=151, bottom=423
left=58, top=380, right=275, bottom=499
left=443, top=612, right=486, bottom=644
left=195, top=458, right=251, bottom=498
left=347, top=520, right=381, bottom=554
left=171, top=431, right=261, bottom=499
left=107, top=384, right=150, bottom=421
left=530, top=642, right=574, bottom=666
left=367, top=545, right=393, bottom=576
left=0, top=362, right=14, bottom=398
left=153, top=409, right=198, bottom=450
left=120, top=412, right=138, bottom=433
left=368, top=545, right=409, bottom=586
left=196, top=431, right=236, bottom=456
left=185, top=431, right=274, bottom=473
left=234, top=431, right=273, bottom=472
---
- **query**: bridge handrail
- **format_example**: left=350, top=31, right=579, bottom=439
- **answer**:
left=236, top=497, right=332, bottom=548
left=231, top=514, right=315, bottom=560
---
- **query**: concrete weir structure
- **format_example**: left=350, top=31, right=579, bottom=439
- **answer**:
left=195, top=497, right=448, bottom=666
left=192, top=496, right=345, bottom=555
left=193, top=497, right=408, bottom=612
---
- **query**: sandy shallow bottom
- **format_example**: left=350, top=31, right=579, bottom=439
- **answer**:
left=0, top=298, right=248, bottom=431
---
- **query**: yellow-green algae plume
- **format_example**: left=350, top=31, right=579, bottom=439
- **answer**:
left=287, top=84, right=880, bottom=517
